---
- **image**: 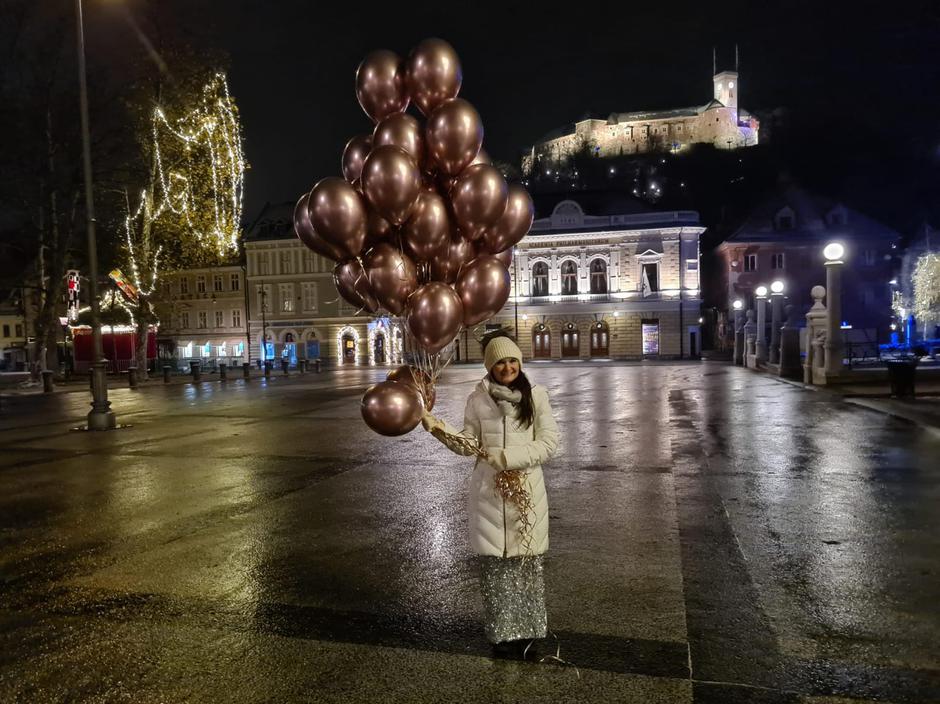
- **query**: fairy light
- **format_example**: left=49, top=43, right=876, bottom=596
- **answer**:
left=124, top=73, right=245, bottom=297
left=912, top=253, right=940, bottom=323
left=337, top=325, right=361, bottom=365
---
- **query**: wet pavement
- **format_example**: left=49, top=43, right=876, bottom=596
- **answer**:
left=0, top=361, right=938, bottom=703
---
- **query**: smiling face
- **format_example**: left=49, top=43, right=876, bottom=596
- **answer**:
left=490, top=357, right=520, bottom=385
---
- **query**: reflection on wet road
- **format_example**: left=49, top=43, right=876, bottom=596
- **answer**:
left=0, top=362, right=937, bottom=702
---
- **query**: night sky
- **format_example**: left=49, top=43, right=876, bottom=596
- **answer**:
left=82, top=0, right=939, bottom=227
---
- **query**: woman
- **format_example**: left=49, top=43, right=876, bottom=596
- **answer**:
left=422, top=331, right=560, bottom=659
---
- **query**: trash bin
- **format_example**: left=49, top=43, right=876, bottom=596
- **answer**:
left=885, top=359, right=916, bottom=399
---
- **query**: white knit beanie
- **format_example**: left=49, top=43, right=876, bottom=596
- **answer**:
left=483, top=336, right=523, bottom=372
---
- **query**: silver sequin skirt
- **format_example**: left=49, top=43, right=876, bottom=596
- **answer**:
left=478, top=555, right=548, bottom=643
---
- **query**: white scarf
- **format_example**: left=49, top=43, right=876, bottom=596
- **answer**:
left=488, top=382, right=522, bottom=417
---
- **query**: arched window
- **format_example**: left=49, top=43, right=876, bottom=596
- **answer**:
left=561, top=261, right=578, bottom=295
left=590, top=259, right=608, bottom=294
left=531, top=262, right=549, bottom=297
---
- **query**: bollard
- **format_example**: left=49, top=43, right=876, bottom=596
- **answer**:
left=299, top=359, right=307, bottom=374
left=190, top=361, right=201, bottom=382
left=315, top=358, right=322, bottom=373
left=163, top=365, right=171, bottom=383
left=219, top=363, right=227, bottom=381
left=128, top=366, right=138, bottom=389
left=264, top=361, right=272, bottom=379
left=242, top=362, right=250, bottom=380
left=42, top=370, right=54, bottom=393
left=281, top=358, right=289, bottom=376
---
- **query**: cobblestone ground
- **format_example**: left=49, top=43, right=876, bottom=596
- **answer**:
left=0, top=362, right=938, bottom=703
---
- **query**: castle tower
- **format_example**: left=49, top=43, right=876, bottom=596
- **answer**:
left=713, top=70, right=738, bottom=110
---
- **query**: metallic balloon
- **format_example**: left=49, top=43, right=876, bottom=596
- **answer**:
left=360, top=380, right=424, bottom=436
left=361, top=145, right=422, bottom=226
left=386, top=365, right=435, bottom=410
left=364, top=204, right=394, bottom=248
left=363, top=242, right=418, bottom=315
left=333, top=259, right=379, bottom=313
left=294, top=192, right=343, bottom=261
left=355, top=50, right=409, bottom=123
left=476, top=239, right=512, bottom=269
left=482, top=184, right=534, bottom=254
left=342, top=134, right=372, bottom=182
left=373, top=113, right=426, bottom=169
left=429, top=232, right=473, bottom=284
left=425, top=98, right=483, bottom=176
left=470, top=148, right=491, bottom=167
left=451, top=164, right=509, bottom=239
left=406, top=38, right=463, bottom=116
left=402, top=191, right=450, bottom=262
left=455, top=254, right=511, bottom=326
left=308, top=177, right=368, bottom=260
left=406, top=281, right=463, bottom=355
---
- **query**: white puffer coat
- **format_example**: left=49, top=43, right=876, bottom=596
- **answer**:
left=436, top=378, right=560, bottom=558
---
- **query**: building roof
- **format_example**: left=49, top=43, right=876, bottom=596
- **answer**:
left=243, top=201, right=296, bottom=242
left=721, top=184, right=900, bottom=246
left=529, top=189, right=701, bottom=235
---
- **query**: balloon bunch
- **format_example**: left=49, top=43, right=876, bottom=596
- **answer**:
left=293, top=38, right=534, bottom=437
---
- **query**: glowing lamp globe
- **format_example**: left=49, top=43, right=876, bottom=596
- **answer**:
left=732, top=299, right=743, bottom=310
left=823, top=242, right=845, bottom=261
left=771, top=280, right=785, bottom=294
left=755, top=285, right=768, bottom=297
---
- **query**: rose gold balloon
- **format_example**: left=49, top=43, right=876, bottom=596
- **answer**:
left=406, top=281, right=463, bottom=355
left=402, top=191, right=450, bottom=262
left=387, top=365, right=435, bottom=410
left=294, top=192, right=343, bottom=261
left=451, top=164, right=509, bottom=239
left=356, top=50, right=409, bottom=123
left=476, top=239, right=513, bottom=268
left=373, top=113, right=426, bottom=169
left=406, top=38, right=462, bottom=116
left=470, top=148, right=491, bottom=166
left=482, top=184, right=534, bottom=254
left=363, top=242, right=418, bottom=315
left=361, top=380, right=424, bottom=436
left=429, top=233, right=473, bottom=284
left=455, top=255, right=511, bottom=326
left=364, top=205, right=394, bottom=248
left=425, top=98, right=483, bottom=176
left=308, top=177, right=368, bottom=260
left=491, top=246, right=513, bottom=268
left=361, top=144, right=422, bottom=226
left=342, top=134, right=372, bottom=182
left=333, top=259, right=379, bottom=313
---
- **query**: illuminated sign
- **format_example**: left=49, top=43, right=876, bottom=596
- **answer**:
left=642, top=322, right=660, bottom=355
left=66, top=270, right=80, bottom=321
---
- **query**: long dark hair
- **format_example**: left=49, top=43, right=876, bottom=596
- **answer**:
left=481, top=330, right=535, bottom=429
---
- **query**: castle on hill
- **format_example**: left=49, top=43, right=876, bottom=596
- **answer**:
left=522, top=68, right=759, bottom=175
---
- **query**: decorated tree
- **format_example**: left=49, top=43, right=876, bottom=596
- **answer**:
left=912, top=252, right=940, bottom=333
left=119, top=66, right=245, bottom=378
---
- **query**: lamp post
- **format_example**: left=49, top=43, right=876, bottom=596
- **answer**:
left=769, top=280, right=784, bottom=364
left=75, top=0, right=115, bottom=430
left=823, top=242, right=845, bottom=378
left=260, top=286, right=268, bottom=365
left=732, top=299, right=744, bottom=365
left=755, top=285, right=768, bottom=363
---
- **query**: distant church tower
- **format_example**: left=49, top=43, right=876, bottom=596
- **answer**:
left=713, top=70, right=738, bottom=109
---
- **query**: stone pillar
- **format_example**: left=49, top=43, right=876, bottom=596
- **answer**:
left=769, top=293, right=784, bottom=364
left=242, top=362, right=250, bottom=379
left=755, top=294, right=768, bottom=363
left=733, top=309, right=744, bottom=366
left=315, top=358, right=322, bottom=373
left=128, top=366, right=138, bottom=388
left=42, top=370, right=54, bottom=393
left=298, top=359, right=306, bottom=374
left=778, top=305, right=802, bottom=378
left=219, top=363, right=227, bottom=381
left=190, top=361, right=201, bottom=382
left=824, top=260, right=844, bottom=378
left=804, top=286, right=828, bottom=384
left=163, top=365, right=171, bottom=383
left=743, top=310, right=756, bottom=366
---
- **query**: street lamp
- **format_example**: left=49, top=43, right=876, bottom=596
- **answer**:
left=732, top=299, right=744, bottom=365
left=769, top=280, right=785, bottom=364
left=823, top=242, right=845, bottom=377
left=75, top=0, right=115, bottom=430
left=755, top=285, right=768, bottom=363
